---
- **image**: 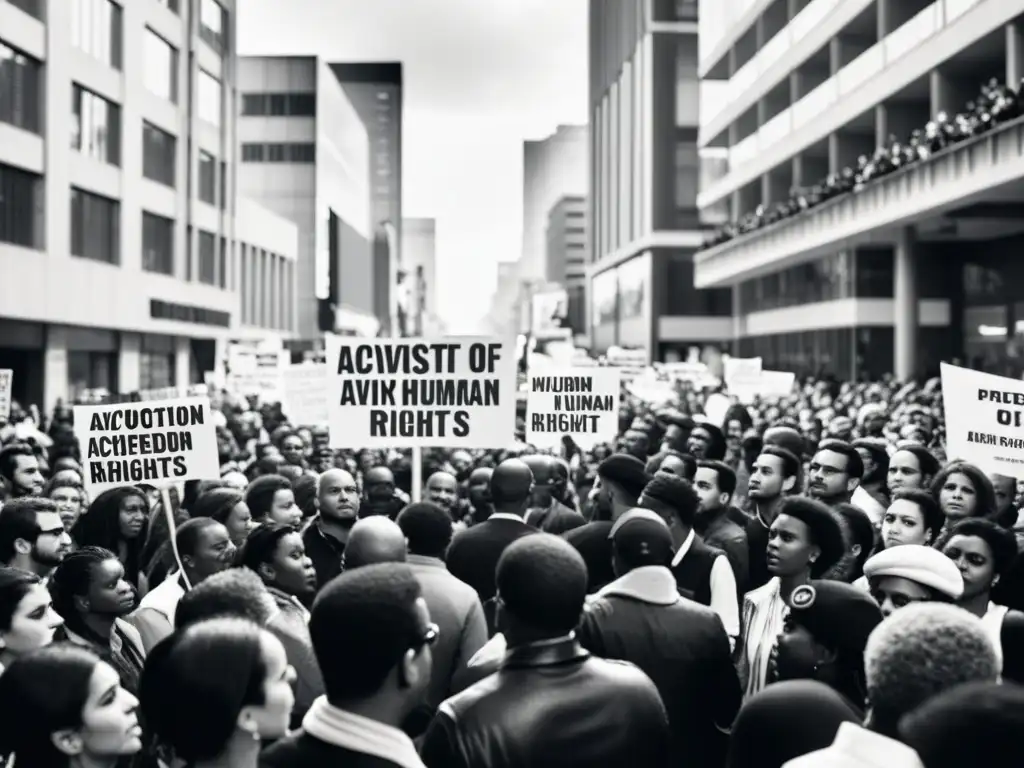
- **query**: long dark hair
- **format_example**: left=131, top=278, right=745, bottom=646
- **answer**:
left=73, top=487, right=150, bottom=588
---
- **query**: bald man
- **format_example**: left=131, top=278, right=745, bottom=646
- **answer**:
left=522, top=455, right=586, bottom=535
left=424, top=471, right=460, bottom=517
left=303, top=468, right=360, bottom=589
left=358, top=466, right=405, bottom=520
left=343, top=516, right=408, bottom=571
left=446, top=459, right=537, bottom=610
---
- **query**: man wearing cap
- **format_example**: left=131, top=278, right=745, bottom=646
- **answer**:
left=577, top=509, right=740, bottom=768
left=564, top=454, right=650, bottom=593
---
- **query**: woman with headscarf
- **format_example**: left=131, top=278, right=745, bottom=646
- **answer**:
left=737, top=497, right=845, bottom=699
left=726, top=680, right=860, bottom=768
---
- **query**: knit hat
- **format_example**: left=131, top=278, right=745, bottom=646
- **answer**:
left=597, top=453, right=650, bottom=502
left=787, top=580, right=883, bottom=661
left=862, top=545, right=964, bottom=599
left=608, top=508, right=674, bottom=566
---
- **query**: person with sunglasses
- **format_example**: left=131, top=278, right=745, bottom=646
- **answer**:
left=261, top=563, right=439, bottom=768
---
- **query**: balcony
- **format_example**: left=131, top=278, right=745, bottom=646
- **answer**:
left=694, top=116, right=1024, bottom=288
left=699, top=0, right=1006, bottom=209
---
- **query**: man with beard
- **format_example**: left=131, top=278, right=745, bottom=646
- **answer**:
left=0, top=443, right=45, bottom=498
left=304, top=468, right=360, bottom=589
left=808, top=440, right=863, bottom=508
left=0, top=497, right=72, bottom=580
left=466, top=467, right=494, bottom=524
left=692, top=460, right=750, bottom=595
left=359, top=466, right=407, bottom=519
left=746, top=445, right=802, bottom=590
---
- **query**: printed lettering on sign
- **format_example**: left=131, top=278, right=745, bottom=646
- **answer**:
left=282, top=364, right=329, bottom=426
left=526, top=367, right=621, bottom=450
left=73, top=397, right=220, bottom=496
left=942, top=363, right=1024, bottom=478
left=325, top=337, right=517, bottom=449
left=0, top=369, right=12, bottom=422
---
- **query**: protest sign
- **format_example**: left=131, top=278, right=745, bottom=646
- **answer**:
left=0, top=369, right=11, bottom=421
left=941, top=362, right=1024, bottom=478
left=74, top=397, right=219, bottom=496
left=724, top=357, right=763, bottom=389
left=324, top=337, right=516, bottom=449
left=730, top=369, right=797, bottom=403
left=526, top=367, right=620, bottom=450
left=227, top=346, right=287, bottom=397
left=282, top=364, right=329, bottom=425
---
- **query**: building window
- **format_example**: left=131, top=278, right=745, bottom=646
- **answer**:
left=0, top=41, right=42, bottom=135
left=71, top=0, right=123, bottom=70
left=142, top=121, right=176, bottom=187
left=241, top=143, right=264, bottom=162
left=140, top=336, right=175, bottom=389
left=7, top=0, right=44, bottom=20
left=197, top=150, right=216, bottom=204
left=0, top=162, right=42, bottom=249
left=68, top=351, right=118, bottom=403
left=240, top=92, right=316, bottom=116
left=142, top=211, right=173, bottom=275
left=267, top=144, right=285, bottom=162
left=70, top=188, right=119, bottom=264
left=197, top=229, right=216, bottom=285
left=218, top=160, right=227, bottom=211
left=143, top=28, right=178, bottom=103
left=197, top=70, right=221, bottom=126
left=199, top=0, right=227, bottom=53
left=71, top=84, right=120, bottom=166
left=287, top=143, right=315, bottom=162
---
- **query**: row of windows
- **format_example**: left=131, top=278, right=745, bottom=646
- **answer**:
left=241, top=92, right=316, bottom=117
left=239, top=244, right=294, bottom=331
left=241, top=143, right=316, bottom=163
left=0, top=39, right=42, bottom=135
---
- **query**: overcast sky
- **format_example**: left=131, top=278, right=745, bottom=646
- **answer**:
left=237, top=0, right=588, bottom=332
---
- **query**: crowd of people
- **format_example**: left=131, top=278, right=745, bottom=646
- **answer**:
left=0, top=369, right=1021, bottom=768
left=702, top=77, right=1024, bottom=248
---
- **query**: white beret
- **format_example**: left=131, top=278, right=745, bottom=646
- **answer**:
left=862, top=544, right=964, bottom=600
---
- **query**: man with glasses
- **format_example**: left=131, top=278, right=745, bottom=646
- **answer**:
left=0, top=497, right=72, bottom=581
left=262, top=562, right=439, bottom=768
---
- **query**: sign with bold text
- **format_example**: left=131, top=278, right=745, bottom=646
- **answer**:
left=942, top=362, right=1024, bottom=478
left=526, top=367, right=620, bottom=449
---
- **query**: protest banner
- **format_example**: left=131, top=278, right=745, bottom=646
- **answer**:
left=526, top=367, right=621, bottom=450
left=941, top=362, right=1024, bottom=478
left=73, top=397, right=219, bottom=496
left=730, top=369, right=797, bottom=403
left=324, top=337, right=516, bottom=449
left=0, top=369, right=12, bottom=421
left=282, top=364, right=329, bottom=425
left=724, top=357, right=763, bottom=389
left=227, top=345, right=287, bottom=397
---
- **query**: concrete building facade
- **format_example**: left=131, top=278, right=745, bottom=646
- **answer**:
left=401, top=217, right=436, bottom=336
left=238, top=55, right=375, bottom=343
left=545, top=195, right=589, bottom=337
left=588, top=0, right=733, bottom=362
left=696, top=0, right=1024, bottom=379
left=0, top=0, right=298, bottom=410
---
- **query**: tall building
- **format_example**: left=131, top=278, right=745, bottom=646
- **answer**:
left=402, top=217, right=436, bottom=336
left=330, top=62, right=403, bottom=336
left=0, top=0, right=298, bottom=410
left=522, top=125, right=588, bottom=281
left=485, top=260, right=524, bottom=338
left=587, top=0, right=732, bottom=362
left=695, top=0, right=1024, bottom=379
left=545, top=195, right=589, bottom=336
left=238, top=55, right=375, bottom=344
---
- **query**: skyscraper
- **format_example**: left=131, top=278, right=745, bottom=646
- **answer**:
left=330, top=62, right=403, bottom=335
left=402, top=217, right=436, bottom=336
left=546, top=196, right=589, bottom=337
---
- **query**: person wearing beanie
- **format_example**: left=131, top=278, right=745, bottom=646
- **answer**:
left=784, top=603, right=999, bottom=768
left=688, top=421, right=727, bottom=461
left=565, top=453, right=650, bottom=593
left=772, top=581, right=883, bottom=710
left=899, top=681, right=1024, bottom=768
left=862, top=544, right=964, bottom=617
left=638, top=475, right=740, bottom=646
left=939, top=517, right=1024, bottom=683
left=738, top=496, right=844, bottom=700
left=575, top=509, right=740, bottom=768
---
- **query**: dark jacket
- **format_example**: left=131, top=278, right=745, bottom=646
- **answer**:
left=526, top=499, right=586, bottom=535
left=696, top=509, right=750, bottom=595
left=577, top=567, right=741, bottom=768
left=302, top=518, right=346, bottom=590
left=670, top=535, right=725, bottom=607
left=445, top=515, right=536, bottom=605
left=563, top=521, right=616, bottom=593
left=420, top=636, right=671, bottom=768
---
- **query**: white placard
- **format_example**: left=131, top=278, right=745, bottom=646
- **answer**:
left=730, top=369, right=797, bottom=402
left=74, top=397, right=220, bottom=496
left=0, top=369, right=12, bottom=421
left=526, top=367, right=621, bottom=450
left=941, top=362, right=1024, bottom=478
left=282, top=364, right=329, bottom=425
left=324, top=337, right=517, bottom=449
left=724, top=357, right=763, bottom=390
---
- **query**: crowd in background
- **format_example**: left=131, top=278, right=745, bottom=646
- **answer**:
left=0, top=367, right=1020, bottom=768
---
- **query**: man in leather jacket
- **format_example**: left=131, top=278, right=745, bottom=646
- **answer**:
left=420, top=534, right=671, bottom=768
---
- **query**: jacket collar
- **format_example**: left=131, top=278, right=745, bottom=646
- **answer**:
left=302, top=697, right=425, bottom=768
left=503, top=634, right=588, bottom=669
left=407, top=554, right=445, bottom=569
left=592, top=566, right=680, bottom=607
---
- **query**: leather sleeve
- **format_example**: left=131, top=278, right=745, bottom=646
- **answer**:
left=420, top=708, right=469, bottom=768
